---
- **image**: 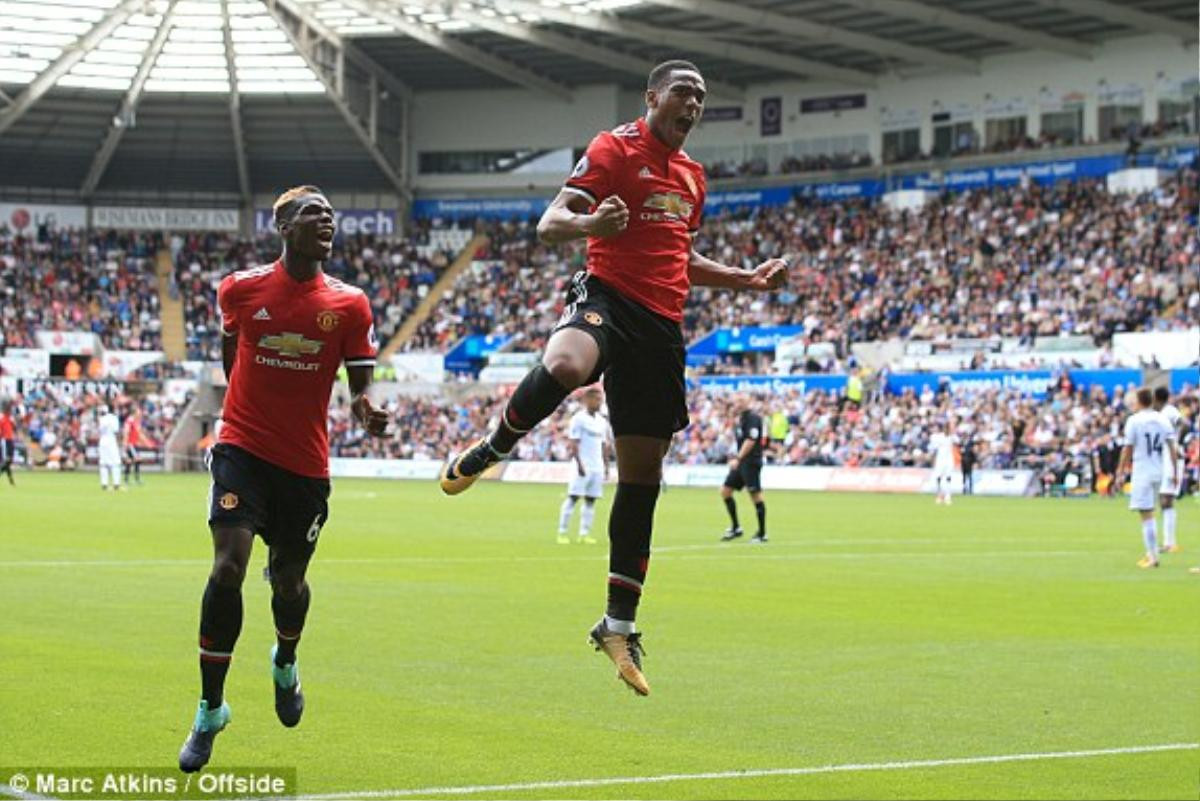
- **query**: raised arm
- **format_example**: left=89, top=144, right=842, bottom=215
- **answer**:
left=688, top=249, right=788, bottom=291
left=537, top=190, right=628, bottom=245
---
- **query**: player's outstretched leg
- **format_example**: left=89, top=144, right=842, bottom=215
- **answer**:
left=269, top=557, right=311, bottom=727
left=589, top=436, right=664, bottom=697
left=441, top=329, right=598, bottom=495
left=180, top=526, right=250, bottom=772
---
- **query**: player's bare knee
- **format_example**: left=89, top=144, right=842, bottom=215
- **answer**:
left=210, top=556, right=246, bottom=588
left=543, top=352, right=589, bottom=389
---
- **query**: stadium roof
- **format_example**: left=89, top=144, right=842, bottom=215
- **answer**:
left=0, top=0, right=1195, bottom=202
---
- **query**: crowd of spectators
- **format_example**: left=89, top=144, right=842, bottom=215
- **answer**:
left=402, top=169, right=1195, bottom=372
left=2, top=382, right=188, bottom=471
left=170, top=222, right=460, bottom=360
left=0, top=226, right=163, bottom=351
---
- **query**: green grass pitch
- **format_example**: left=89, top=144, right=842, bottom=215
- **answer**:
left=1, top=473, right=1197, bottom=800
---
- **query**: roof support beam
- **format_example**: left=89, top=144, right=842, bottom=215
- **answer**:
left=261, top=0, right=410, bottom=200
left=339, top=0, right=574, bottom=100
left=269, top=0, right=414, bottom=104
left=461, top=11, right=745, bottom=100
left=0, top=0, right=145, bottom=137
left=494, top=0, right=876, bottom=86
left=1032, top=0, right=1196, bottom=40
left=639, top=0, right=978, bottom=73
left=221, top=0, right=251, bottom=204
left=81, top=1, right=180, bottom=197
left=835, top=0, right=1093, bottom=59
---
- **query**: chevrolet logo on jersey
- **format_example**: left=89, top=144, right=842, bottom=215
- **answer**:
left=641, top=192, right=693, bottom=223
left=258, top=332, right=324, bottom=358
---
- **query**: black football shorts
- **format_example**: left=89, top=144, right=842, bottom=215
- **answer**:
left=207, top=443, right=330, bottom=567
left=723, top=460, right=764, bottom=493
left=554, top=271, right=688, bottom=439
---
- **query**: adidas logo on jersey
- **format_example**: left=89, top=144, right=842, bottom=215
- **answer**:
left=638, top=166, right=653, bottom=179
left=253, top=307, right=271, bottom=320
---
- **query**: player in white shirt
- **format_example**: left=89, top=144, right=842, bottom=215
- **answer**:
left=97, top=404, right=123, bottom=491
left=1153, top=387, right=1184, bottom=553
left=929, top=423, right=959, bottom=505
left=558, top=386, right=611, bottom=544
left=1116, top=388, right=1178, bottom=568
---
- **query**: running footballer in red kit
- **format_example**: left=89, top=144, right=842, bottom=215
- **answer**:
left=441, top=61, right=788, bottom=696
left=178, top=185, right=389, bottom=772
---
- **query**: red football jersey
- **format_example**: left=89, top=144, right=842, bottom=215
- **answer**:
left=0, top=413, right=13, bottom=440
left=564, top=117, right=706, bottom=322
left=217, top=261, right=377, bottom=478
left=123, top=417, right=142, bottom=447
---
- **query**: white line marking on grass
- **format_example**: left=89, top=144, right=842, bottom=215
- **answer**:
left=0, top=783, right=53, bottom=800
left=0, top=549, right=1118, bottom=569
left=296, top=743, right=1199, bottom=799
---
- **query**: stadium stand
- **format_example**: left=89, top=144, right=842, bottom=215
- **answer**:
left=1, top=227, right=164, bottom=351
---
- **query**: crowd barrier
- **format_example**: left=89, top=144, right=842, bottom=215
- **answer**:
left=328, top=458, right=1035, bottom=496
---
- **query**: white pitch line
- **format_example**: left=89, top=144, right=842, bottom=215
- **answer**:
left=0, top=549, right=1116, bottom=569
left=0, top=783, right=52, bottom=800
left=296, top=742, right=1199, bottom=800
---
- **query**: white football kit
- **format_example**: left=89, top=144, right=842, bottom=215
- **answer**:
left=1123, top=409, right=1174, bottom=510
left=98, top=411, right=122, bottom=488
left=567, top=410, right=610, bottom=499
left=930, top=432, right=958, bottom=481
left=1158, top=403, right=1183, bottom=496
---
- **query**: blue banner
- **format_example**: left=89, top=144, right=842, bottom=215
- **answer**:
left=704, top=187, right=794, bottom=214
left=1169, top=366, right=1200, bottom=393
left=411, top=197, right=549, bottom=221
left=884, top=368, right=1141, bottom=399
left=688, top=325, right=803, bottom=365
left=695, top=374, right=848, bottom=394
left=254, top=208, right=397, bottom=236
left=443, top=334, right=512, bottom=372
left=410, top=147, right=1196, bottom=221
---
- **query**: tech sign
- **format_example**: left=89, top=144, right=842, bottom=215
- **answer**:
left=254, top=207, right=398, bottom=237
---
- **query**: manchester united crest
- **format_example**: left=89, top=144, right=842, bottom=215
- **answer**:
left=219, top=492, right=239, bottom=510
left=316, top=310, right=340, bottom=332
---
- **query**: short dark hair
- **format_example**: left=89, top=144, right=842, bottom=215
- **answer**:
left=1137, top=387, right=1154, bottom=408
left=273, top=184, right=325, bottom=225
left=647, top=59, right=700, bottom=91
left=1154, top=386, right=1170, bottom=403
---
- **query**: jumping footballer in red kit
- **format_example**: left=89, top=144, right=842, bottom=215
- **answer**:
left=179, top=185, right=389, bottom=772
left=441, top=61, right=788, bottom=696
